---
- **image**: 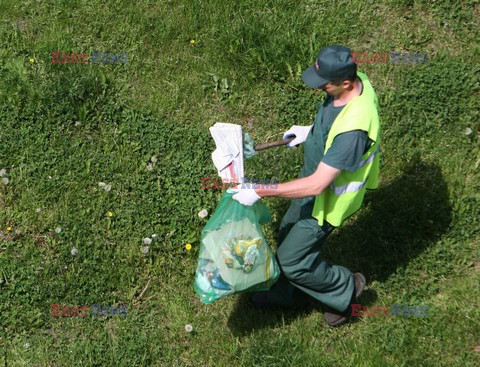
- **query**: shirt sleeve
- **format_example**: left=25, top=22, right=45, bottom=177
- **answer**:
left=321, top=130, right=372, bottom=172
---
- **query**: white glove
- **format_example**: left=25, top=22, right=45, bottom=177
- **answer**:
left=230, top=186, right=261, bottom=206
left=283, top=125, right=313, bottom=147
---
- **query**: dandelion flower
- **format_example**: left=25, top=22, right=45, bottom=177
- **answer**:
left=0, top=168, right=6, bottom=177
left=71, top=247, right=78, bottom=256
left=141, top=246, right=150, bottom=254
left=185, top=243, right=192, bottom=251
left=29, top=58, right=35, bottom=63
left=190, top=39, right=196, bottom=45
left=104, top=184, right=112, bottom=192
left=55, top=227, right=62, bottom=233
left=146, top=163, right=154, bottom=171
left=98, top=182, right=107, bottom=187
left=185, top=324, right=193, bottom=333
left=6, top=226, right=12, bottom=231
left=107, top=211, right=113, bottom=217
left=2, top=177, right=9, bottom=185
left=143, top=237, right=152, bottom=245
left=198, top=209, right=208, bottom=219
left=151, top=233, right=158, bottom=238
left=35, top=208, right=41, bottom=213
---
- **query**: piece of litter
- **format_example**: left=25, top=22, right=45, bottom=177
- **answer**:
left=185, top=324, right=193, bottom=333
left=198, top=209, right=208, bottom=219
left=141, top=246, right=150, bottom=254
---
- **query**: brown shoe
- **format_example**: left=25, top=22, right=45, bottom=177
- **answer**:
left=323, top=272, right=366, bottom=327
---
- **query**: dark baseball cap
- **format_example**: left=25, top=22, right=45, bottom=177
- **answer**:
left=302, top=45, right=355, bottom=88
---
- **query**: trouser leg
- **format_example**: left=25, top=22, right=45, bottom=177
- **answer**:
left=268, top=199, right=355, bottom=311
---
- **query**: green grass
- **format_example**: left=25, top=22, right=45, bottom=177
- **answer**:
left=0, top=0, right=479, bottom=365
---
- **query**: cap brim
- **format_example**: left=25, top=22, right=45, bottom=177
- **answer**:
left=302, top=65, right=329, bottom=88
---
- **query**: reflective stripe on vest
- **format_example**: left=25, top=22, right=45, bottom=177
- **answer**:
left=329, top=146, right=380, bottom=196
left=357, top=145, right=380, bottom=169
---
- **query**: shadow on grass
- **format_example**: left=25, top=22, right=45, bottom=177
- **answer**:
left=324, top=157, right=452, bottom=282
left=227, top=158, right=450, bottom=334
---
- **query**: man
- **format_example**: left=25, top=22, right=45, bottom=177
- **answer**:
left=231, top=45, right=381, bottom=326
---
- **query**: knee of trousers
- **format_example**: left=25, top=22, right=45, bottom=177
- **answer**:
left=279, top=254, right=331, bottom=285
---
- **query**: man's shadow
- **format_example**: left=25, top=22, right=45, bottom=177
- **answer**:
left=227, top=157, right=451, bottom=335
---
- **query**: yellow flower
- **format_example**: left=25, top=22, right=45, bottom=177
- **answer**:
left=185, top=243, right=192, bottom=251
left=6, top=226, right=12, bottom=231
left=190, top=39, right=196, bottom=45
left=107, top=211, right=113, bottom=217
left=29, top=58, right=35, bottom=63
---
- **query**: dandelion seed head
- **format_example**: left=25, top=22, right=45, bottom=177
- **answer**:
left=98, top=182, right=106, bottom=187
left=104, top=184, right=112, bottom=192
left=35, top=208, right=41, bottom=213
left=55, top=227, right=62, bottom=233
left=141, top=246, right=150, bottom=254
left=151, top=233, right=158, bottom=238
left=71, top=247, right=78, bottom=256
left=146, top=163, right=154, bottom=171
left=185, top=324, right=193, bottom=332
left=198, top=209, right=208, bottom=219
left=2, top=177, right=9, bottom=185
left=0, top=168, right=6, bottom=177
left=464, top=127, right=473, bottom=136
left=150, top=156, right=158, bottom=163
left=143, top=237, right=152, bottom=245
left=23, top=342, right=30, bottom=349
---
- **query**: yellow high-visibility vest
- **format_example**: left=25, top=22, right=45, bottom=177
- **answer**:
left=312, top=72, right=381, bottom=227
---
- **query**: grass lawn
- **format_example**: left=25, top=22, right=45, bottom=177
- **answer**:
left=0, top=0, right=479, bottom=365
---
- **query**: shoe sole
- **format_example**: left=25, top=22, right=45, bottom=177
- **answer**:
left=354, top=272, right=366, bottom=299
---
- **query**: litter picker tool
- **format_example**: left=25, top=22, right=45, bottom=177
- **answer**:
left=209, top=122, right=294, bottom=182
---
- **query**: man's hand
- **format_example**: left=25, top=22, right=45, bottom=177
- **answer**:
left=283, top=125, right=313, bottom=147
left=230, top=186, right=261, bottom=206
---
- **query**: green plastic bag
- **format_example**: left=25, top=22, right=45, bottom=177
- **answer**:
left=194, top=190, right=280, bottom=304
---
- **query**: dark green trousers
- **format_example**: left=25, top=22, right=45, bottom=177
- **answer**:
left=268, top=197, right=355, bottom=312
